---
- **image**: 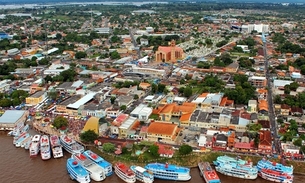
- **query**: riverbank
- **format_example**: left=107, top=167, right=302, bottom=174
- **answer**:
left=90, top=146, right=305, bottom=175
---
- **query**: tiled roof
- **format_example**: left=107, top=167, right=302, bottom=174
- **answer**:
left=147, top=122, right=177, bottom=136
left=258, top=100, right=268, bottom=111
left=259, top=130, right=272, bottom=146
left=179, top=113, right=192, bottom=121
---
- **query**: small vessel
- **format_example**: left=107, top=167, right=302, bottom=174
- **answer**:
left=40, top=135, right=51, bottom=160
left=15, top=133, right=30, bottom=147
left=72, top=153, right=106, bottom=181
left=130, top=165, right=154, bottom=183
left=257, top=159, right=293, bottom=175
left=66, top=158, right=90, bottom=183
left=13, top=131, right=28, bottom=144
left=258, top=168, right=293, bottom=183
left=213, top=155, right=258, bottom=179
left=145, top=163, right=191, bottom=181
left=83, top=150, right=113, bottom=176
left=8, top=124, right=29, bottom=137
left=114, top=162, right=136, bottom=183
left=21, top=136, right=32, bottom=148
left=50, top=135, right=63, bottom=158
left=29, top=134, right=41, bottom=157
left=59, top=135, right=84, bottom=154
left=24, top=137, right=32, bottom=150
left=198, top=162, right=221, bottom=183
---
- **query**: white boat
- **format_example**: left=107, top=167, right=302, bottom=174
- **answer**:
left=40, top=135, right=51, bottom=160
left=83, top=150, right=113, bottom=176
left=13, top=131, right=28, bottom=144
left=8, top=124, right=29, bottom=137
left=67, top=158, right=91, bottom=183
left=59, top=135, right=85, bottom=154
left=21, top=136, right=32, bottom=148
left=72, top=153, right=106, bottom=181
left=29, top=134, right=41, bottom=158
left=24, top=137, right=32, bottom=150
left=130, top=165, right=154, bottom=183
left=15, top=133, right=30, bottom=147
left=50, top=135, right=63, bottom=158
left=114, top=162, right=136, bottom=183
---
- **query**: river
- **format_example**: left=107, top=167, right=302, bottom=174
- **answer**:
left=0, top=133, right=303, bottom=183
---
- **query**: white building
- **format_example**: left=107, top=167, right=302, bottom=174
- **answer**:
left=197, top=134, right=207, bottom=147
left=130, top=104, right=153, bottom=121
left=242, top=24, right=269, bottom=33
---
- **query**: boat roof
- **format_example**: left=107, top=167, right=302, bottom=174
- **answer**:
left=67, top=158, right=89, bottom=176
left=145, top=163, right=189, bottom=173
left=32, top=134, right=41, bottom=141
left=135, top=166, right=146, bottom=173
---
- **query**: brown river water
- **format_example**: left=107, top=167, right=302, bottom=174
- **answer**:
left=0, top=133, right=303, bottom=183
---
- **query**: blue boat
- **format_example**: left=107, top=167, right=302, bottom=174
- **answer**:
left=66, top=158, right=90, bottom=183
left=15, top=132, right=30, bottom=147
left=130, top=165, right=154, bottom=183
left=82, top=150, right=113, bottom=176
left=144, top=163, right=191, bottom=181
left=213, top=155, right=258, bottom=180
left=257, top=158, right=293, bottom=175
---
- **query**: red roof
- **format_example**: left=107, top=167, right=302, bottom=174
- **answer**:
left=156, top=143, right=174, bottom=156
left=115, top=162, right=134, bottom=176
left=234, top=142, right=253, bottom=149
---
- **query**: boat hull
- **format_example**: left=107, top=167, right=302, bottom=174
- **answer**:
left=215, top=167, right=257, bottom=180
left=258, top=172, right=292, bottom=183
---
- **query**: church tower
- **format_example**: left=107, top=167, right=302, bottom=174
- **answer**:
left=170, top=39, right=176, bottom=63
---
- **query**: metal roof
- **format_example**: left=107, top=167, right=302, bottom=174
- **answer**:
left=67, top=92, right=96, bottom=109
left=0, top=110, right=27, bottom=124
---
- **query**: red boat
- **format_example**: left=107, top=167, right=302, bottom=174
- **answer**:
left=198, top=162, right=221, bottom=183
left=114, top=162, right=136, bottom=183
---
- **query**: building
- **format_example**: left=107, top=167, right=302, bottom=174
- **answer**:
left=155, top=40, right=185, bottom=63
left=0, top=110, right=29, bottom=131
left=147, top=121, right=180, bottom=143
left=118, top=116, right=139, bottom=138
left=248, top=100, right=258, bottom=113
left=248, top=76, right=267, bottom=88
left=25, top=91, right=46, bottom=106
left=241, top=24, right=269, bottom=33
left=130, top=104, right=153, bottom=122
left=82, top=116, right=99, bottom=134
left=258, top=130, right=272, bottom=154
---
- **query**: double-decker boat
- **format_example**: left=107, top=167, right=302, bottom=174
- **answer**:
left=40, top=135, right=51, bottom=160
left=198, top=162, right=221, bottom=183
left=83, top=150, right=113, bottom=176
left=114, top=162, right=136, bottom=183
left=257, top=158, right=294, bottom=183
left=15, top=132, right=30, bottom=147
left=72, top=153, right=106, bottom=181
left=213, top=155, right=258, bottom=180
left=145, top=163, right=191, bottom=181
left=50, top=135, right=63, bottom=158
left=130, top=165, right=154, bottom=183
left=66, top=158, right=90, bottom=183
left=59, top=135, right=84, bottom=154
left=29, top=134, right=41, bottom=157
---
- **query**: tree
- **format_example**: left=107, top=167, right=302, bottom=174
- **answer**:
left=110, top=51, right=121, bottom=59
left=53, top=116, right=68, bottom=129
left=183, top=87, right=193, bottom=98
left=134, top=95, right=139, bottom=100
left=75, top=51, right=87, bottom=59
left=149, top=144, right=159, bottom=157
left=179, top=144, right=193, bottom=155
left=80, top=130, right=98, bottom=143
left=110, top=96, right=116, bottom=104
left=293, top=138, right=302, bottom=147
left=102, top=143, right=116, bottom=153
left=120, top=105, right=127, bottom=111
left=247, top=123, right=262, bottom=132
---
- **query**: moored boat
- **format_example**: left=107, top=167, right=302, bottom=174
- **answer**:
left=21, top=136, right=32, bottom=148
left=130, top=165, right=154, bottom=183
left=15, top=132, right=30, bottom=147
left=145, top=163, right=191, bottom=181
left=258, top=168, right=293, bottom=183
left=8, top=124, right=29, bottom=137
left=114, top=162, right=136, bottom=183
left=40, top=135, right=51, bottom=160
left=50, top=135, right=63, bottom=158
left=72, top=153, right=106, bottom=181
left=59, top=135, right=84, bottom=154
left=198, top=162, right=221, bottom=183
left=213, top=155, right=258, bottom=180
left=257, top=159, right=293, bottom=175
left=83, top=150, right=113, bottom=176
left=29, top=134, right=41, bottom=157
left=66, top=157, right=90, bottom=183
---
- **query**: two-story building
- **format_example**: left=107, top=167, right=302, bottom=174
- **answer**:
left=130, top=104, right=153, bottom=122
left=258, top=130, right=272, bottom=154
left=147, top=121, right=181, bottom=143
left=25, top=91, right=46, bottom=106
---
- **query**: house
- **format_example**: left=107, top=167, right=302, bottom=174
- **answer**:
left=197, top=134, right=208, bottom=147
left=139, top=82, right=151, bottom=90
left=130, top=104, right=153, bottom=121
left=291, top=106, right=303, bottom=116
left=146, top=121, right=181, bottom=143
left=258, top=120, right=270, bottom=129
left=258, top=100, right=268, bottom=114
left=212, top=133, right=228, bottom=150
left=258, top=130, right=272, bottom=154
left=282, top=143, right=300, bottom=156
left=116, top=95, right=134, bottom=107
left=144, top=95, right=163, bottom=104
left=281, top=104, right=290, bottom=116
left=25, top=91, right=46, bottom=106
left=225, top=62, right=239, bottom=73
left=234, top=141, right=255, bottom=152
left=248, top=100, right=257, bottom=113
left=156, top=143, right=174, bottom=158
left=248, top=76, right=267, bottom=88
left=118, top=116, right=139, bottom=138
left=140, top=38, right=149, bottom=46
left=158, top=102, right=196, bottom=123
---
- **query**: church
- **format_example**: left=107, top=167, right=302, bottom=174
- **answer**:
left=155, top=40, right=185, bottom=63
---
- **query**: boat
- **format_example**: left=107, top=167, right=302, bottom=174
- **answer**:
left=72, top=153, right=106, bottom=181
left=15, top=132, right=30, bottom=147
left=257, top=159, right=293, bottom=175
left=24, top=137, right=32, bottom=150
left=213, top=155, right=258, bottom=179
left=66, top=158, right=91, bottom=183
left=29, top=134, right=41, bottom=157
left=13, top=131, right=28, bottom=144
left=114, top=162, right=136, bottom=183
left=8, top=124, right=29, bottom=137
left=59, top=135, right=85, bottom=154
left=130, top=165, right=154, bottom=183
left=83, top=150, right=113, bottom=176
left=198, top=162, right=221, bottom=183
left=50, top=135, right=63, bottom=158
left=40, top=135, right=51, bottom=160
left=145, top=163, right=191, bottom=181
left=21, top=136, right=32, bottom=148
left=258, top=168, right=293, bottom=183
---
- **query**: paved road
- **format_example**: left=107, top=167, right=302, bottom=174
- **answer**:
left=127, top=24, right=141, bottom=58
left=263, top=40, right=281, bottom=154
